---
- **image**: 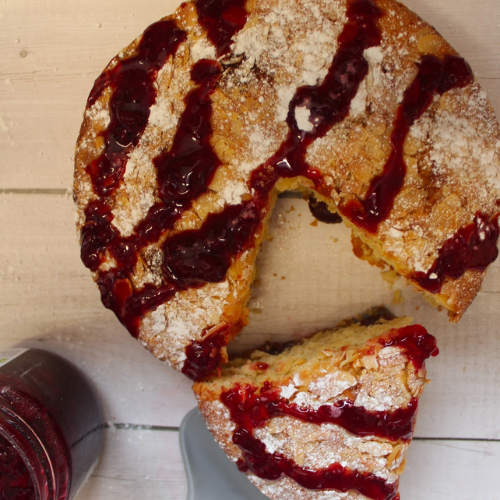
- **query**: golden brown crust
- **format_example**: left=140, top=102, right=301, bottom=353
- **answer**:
left=74, top=0, right=500, bottom=371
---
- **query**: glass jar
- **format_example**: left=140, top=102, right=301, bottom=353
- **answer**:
left=0, top=348, right=105, bottom=500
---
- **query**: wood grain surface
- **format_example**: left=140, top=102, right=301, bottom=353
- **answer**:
left=1, top=0, right=499, bottom=498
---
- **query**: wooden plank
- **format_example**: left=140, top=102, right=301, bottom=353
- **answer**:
left=78, top=428, right=188, bottom=500
left=400, top=439, right=500, bottom=499
left=0, top=0, right=499, bottom=189
left=0, top=0, right=184, bottom=190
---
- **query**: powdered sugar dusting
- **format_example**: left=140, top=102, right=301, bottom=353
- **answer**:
left=109, top=56, right=192, bottom=238
left=295, top=106, right=314, bottom=132
left=75, top=0, right=500, bottom=376
left=383, top=222, right=437, bottom=275
left=148, top=101, right=178, bottom=131
left=412, top=83, right=500, bottom=195
left=364, top=46, right=384, bottom=66
left=85, top=99, right=111, bottom=127
left=111, top=150, right=156, bottom=237
left=142, top=281, right=231, bottom=369
left=354, top=347, right=410, bottom=412
left=277, top=86, right=297, bottom=122
left=232, top=0, right=346, bottom=124
left=308, top=371, right=357, bottom=401
left=218, top=179, right=248, bottom=206
left=379, top=81, right=500, bottom=274
left=189, top=38, right=216, bottom=62
left=277, top=345, right=413, bottom=413
left=254, top=417, right=402, bottom=483
left=350, top=80, right=367, bottom=117
left=238, top=130, right=278, bottom=175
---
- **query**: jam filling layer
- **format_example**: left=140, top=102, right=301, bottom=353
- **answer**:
left=80, top=0, right=497, bottom=381
left=219, top=325, right=436, bottom=499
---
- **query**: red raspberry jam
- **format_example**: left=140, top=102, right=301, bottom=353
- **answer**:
left=0, top=348, right=104, bottom=500
left=0, top=433, right=35, bottom=500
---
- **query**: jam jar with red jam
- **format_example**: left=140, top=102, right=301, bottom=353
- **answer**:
left=0, top=348, right=105, bottom=500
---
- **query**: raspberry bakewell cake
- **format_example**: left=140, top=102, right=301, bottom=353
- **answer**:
left=193, top=315, right=438, bottom=500
left=74, top=0, right=500, bottom=379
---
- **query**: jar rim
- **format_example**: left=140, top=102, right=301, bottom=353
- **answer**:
left=0, top=401, right=56, bottom=500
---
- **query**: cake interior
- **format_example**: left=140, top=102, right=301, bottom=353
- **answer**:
left=195, top=314, right=415, bottom=398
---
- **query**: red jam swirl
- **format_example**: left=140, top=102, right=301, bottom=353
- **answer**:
left=182, top=326, right=232, bottom=380
left=82, top=58, right=223, bottom=336
left=342, top=54, right=474, bottom=233
left=150, top=60, right=223, bottom=242
left=163, top=201, right=262, bottom=286
left=0, top=434, right=35, bottom=500
left=220, top=325, right=437, bottom=499
left=247, top=0, right=382, bottom=189
left=223, top=383, right=419, bottom=442
left=86, top=21, right=187, bottom=197
left=81, top=20, right=187, bottom=272
left=195, top=0, right=248, bottom=57
left=379, top=324, right=439, bottom=370
left=82, top=59, right=222, bottom=271
left=96, top=269, right=178, bottom=336
left=162, top=0, right=384, bottom=289
left=413, top=212, right=500, bottom=293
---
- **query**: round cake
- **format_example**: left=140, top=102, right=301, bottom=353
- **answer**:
left=74, top=0, right=500, bottom=380
left=193, top=315, right=439, bottom=500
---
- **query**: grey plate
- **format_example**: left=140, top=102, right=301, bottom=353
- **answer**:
left=179, top=408, right=269, bottom=500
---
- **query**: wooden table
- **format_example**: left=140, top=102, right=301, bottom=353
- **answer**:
left=1, top=0, right=499, bottom=498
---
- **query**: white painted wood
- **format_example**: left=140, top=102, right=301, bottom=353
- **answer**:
left=1, top=0, right=500, bottom=498
left=78, top=428, right=188, bottom=500
left=400, top=439, right=500, bottom=499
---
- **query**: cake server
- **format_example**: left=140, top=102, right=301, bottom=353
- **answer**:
left=180, top=408, right=268, bottom=500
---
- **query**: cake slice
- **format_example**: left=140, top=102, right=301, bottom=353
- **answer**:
left=193, top=315, right=438, bottom=500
